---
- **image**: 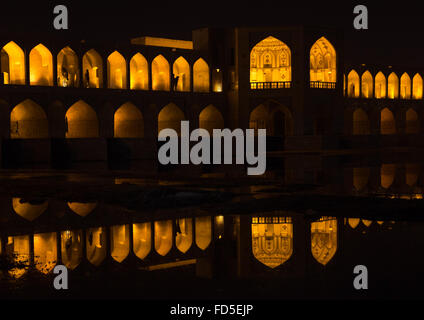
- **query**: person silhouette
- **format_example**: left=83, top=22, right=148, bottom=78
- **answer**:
left=173, top=75, right=180, bottom=91
left=85, top=69, right=90, bottom=88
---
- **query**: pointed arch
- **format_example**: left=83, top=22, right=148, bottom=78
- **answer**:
left=29, top=44, right=53, bottom=86
left=406, top=108, right=419, bottom=134
left=114, top=102, right=144, bottom=138
left=353, top=167, right=370, bottom=191
left=347, top=70, right=360, bottom=97
left=57, top=46, right=79, bottom=87
left=172, top=56, right=190, bottom=92
left=67, top=202, right=97, bottom=217
left=380, top=108, right=396, bottom=134
left=34, top=232, right=57, bottom=274
left=110, top=224, right=130, bottom=263
left=61, top=230, right=83, bottom=270
left=388, top=72, right=399, bottom=99
left=361, top=70, right=373, bottom=98
left=311, top=217, right=337, bottom=266
left=158, top=103, right=185, bottom=135
left=1, top=41, right=25, bottom=84
left=250, top=36, right=291, bottom=86
left=154, top=220, right=172, bottom=256
left=199, top=104, right=224, bottom=135
left=133, top=222, right=151, bottom=260
left=400, top=72, right=411, bottom=99
left=130, top=53, right=148, bottom=90
left=12, top=197, right=48, bottom=221
left=353, top=108, right=370, bottom=135
left=107, top=51, right=127, bottom=89
left=82, top=49, right=103, bottom=88
left=6, top=235, right=29, bottom=278
left=375, top=72, right=386, bottom=98
left=65, top=100, right=99, bottom=138
left=176, top=218, right=193, bottom=253
left=195, top=217, right=211, bottom=250
left=310, top=36, right=336, bottom=83
left=86, top=227, right=106, bottom=266
left=381, top=164, right=396, bottom=189
left=413, top=73, right=423, bottom=99
left=152, top=54, right=170, bottom=91
left=11, top=99, right=49, bottom=139
left=193, top=58, right=210, bottom=92
left=348, top=218, right=360, bottom=229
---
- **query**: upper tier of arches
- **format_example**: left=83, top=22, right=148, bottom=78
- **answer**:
left=0, top=41, right=216, bottom=93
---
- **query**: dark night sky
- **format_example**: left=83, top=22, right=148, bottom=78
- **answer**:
left=1, top=1, right=424, bottom=67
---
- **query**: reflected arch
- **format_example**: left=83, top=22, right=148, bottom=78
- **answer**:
left=133, top=222, right=151, bottom=259
left=158, top=103, right=185, bottom=135
left=110, top=224, right=130, bottom=263
left=83, top=49, right=103, bottom=88
left=311, top=217, right=337, bottom=266
left=1, top=41, right=25, bottom=84
left=381, top=164, right=396, bottom=189
left=195, top=217, right=212, bottom=250
left=175, top=218, right=193, bottom=253
left=65, top=100, right=99, bottom=138
left=152, top=55, right=170, bottom=91
left=249, top=104, right=293, bottom=136
left=67, top=202, right=97, bottom=217
left=11, top=99, right=48, bottom=139
left=34, top=232, right=57, bottom=274
left=86, top=227, right=107, bottom=266
left=29, top=44, right=53, bottom=86
left=154, top=220, right=172, bottom=256
left=61, top=230, right=83, bottom=270
left=130, top=53, right=148, bottom=90
left=57, top=46, right=79, bottom=87
left=13, top=197, right=48, bottom=221
left=114, top=102, right=144, bottom=138
left=107, top=51, right=127, bottom=89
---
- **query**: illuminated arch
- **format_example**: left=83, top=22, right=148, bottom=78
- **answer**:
left=250, top=36, right=291, bottom=84
left=400, top=72, right=411, bottom=99
left=57, top=46, right=79, bottom=87
left=412, top=73, right=423, bottom=99
left=34, top=232, right=57, bottom=274
left=114, top=102, right=143, bottom=138
left=154, top=220, right=172, bottom=256
left=110, top=224, right=130, bottom=263
left=61, top=230, right=83, bottom=270
left=82, top=49, right=103, bottom=88
left=152, top=54, right=170, bottom=91
left=353, top=167, right=370, bottom=191
left=130, top=53, right=148, bottom=90
left=176, top=218, right=193, bottom=253
left=347, top=70, right=359, bottom=97
left=252, top=216, right=293, bottom=269
left=12, top=197, right=48, bottom=221
left=406, top=108, right=419, bottom=134
left=1, top=41, right=25, bottom=84
left=195, top=217, right=211, bottom=250
left=348, top=218, right=360, bottom=229
left=67, top=202, right=97, bottom=217
left=6, top=235, right=29, bottom=278
left=86, top=227, right=106, bottom=266
left=11, top=99, right=48, bottom=139
left=311, top=217, right=337, bottom=266
left=199, top=105, right=224, bottom=135
left=388, top=72, right=399, bottom=99
left=380, top=108, right=396, bottom=135
left=172, top=56, right=190, bottom=92
left=133, top=222, right=151, bottom=260
left=65, top=100, right=99, bottom=138
left=158, top=103, right=185, bottom=135
left=361, top=71, right=373, bottom=98
left=193, top=58, right=210, bottom=92
left=381, top=164, right=396, bottom=189
left=30, top=44, right=53, bottom=86
left=353, top=108, right=370, bottom=135
left=375, top=72, right=386, bottom=98
left=310, top=37, right=336, bottom=83
left=107, top=51, right=127, bottom=89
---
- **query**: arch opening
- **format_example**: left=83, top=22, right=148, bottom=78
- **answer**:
left=130, top=53, right=148, bottom=90
left=57, top=47, right=79, bottom=88
left=110, top=224, right=130, bottom=263
left=380, top=108, right=396, bottom=135
left=86, top=227, right=106, bottom=266
left=172, top=56, right=190, bottom=92
left=347, top=70, right=359, bottom=98
left=114, top=102, right=144, bottom=138
left=388, top=72, right=399, bottom=99
left=400, top=73, right=411, bottom=99
left=154, top=220, right=172, bottom=256
left=152, top=55, right=170, bottom=91
left=413, top=73, right=423, bottom=99
left=11, top=99, right=49, bottom=139
left=1, top=41, right=25, bottom=84
left=65, top=100, right=99, bottom=138
left=82, top=49, right=103, bottom=88
left=353, top=108, right=370, bottom=135
left=375, top=72, right=386, bottom=99
left=311, top=217, right=337, bottom=266
left=175, top=218, right=193, bottom=253
left=199, top=105, right=224, bottom=135
left=30, top=44, right=53, bottom=86
left=133, top=222, right=151, bottom=260
left=406, top=108, right=419, bottom=134
left=193, top=58, right=210, bottom=92
left=158, top=103, right=185, bottom=135
left=107, top=51, right=127, bottom=89
left=361, top=71, right=373, bottom=98
left=310, top=37, right=336, bottom=85
left=34, top=232, right=57, bottom=274
left=61, top=230, right=83, bottom=270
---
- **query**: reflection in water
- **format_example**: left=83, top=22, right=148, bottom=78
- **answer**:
left=61, top=230, right=83, bottom=270
left=13, top=198, right=48, bottom=221
left=251, top=216, right=293, bottom=269
left=406, top=164, right=420, bottom=187
left=381, top=164, right=396, bottom=189
left=86, top=227, right=106, bottom=266
left=34, top=232, right=57, bottom=274
left=68, top=202, right=97, bottom=217
left=155, top=220, right=173, bottom=256
left=6, top=235, right=29, bottom=278
left=111, top=225, right=130, bottom=263
left=353, top=168, right=370, bottom=191
left=362, top=219, right=372, bottom=227
left=175, top=218, right=193, bottom=253
left=348, top=218, right=360, bottom=229
left=133, top=222, right=151, bottom=259
left=311, top=217, right=337, bottom=266
left=195, top=217, right=212, bottom=250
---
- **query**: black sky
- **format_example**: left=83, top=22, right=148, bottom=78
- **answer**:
left=1, top=1, right=424, bottom=66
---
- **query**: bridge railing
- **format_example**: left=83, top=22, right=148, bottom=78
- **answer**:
left=310, top=81, right=336, bottom=89
left=250, top=81, right=291, bottom=90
